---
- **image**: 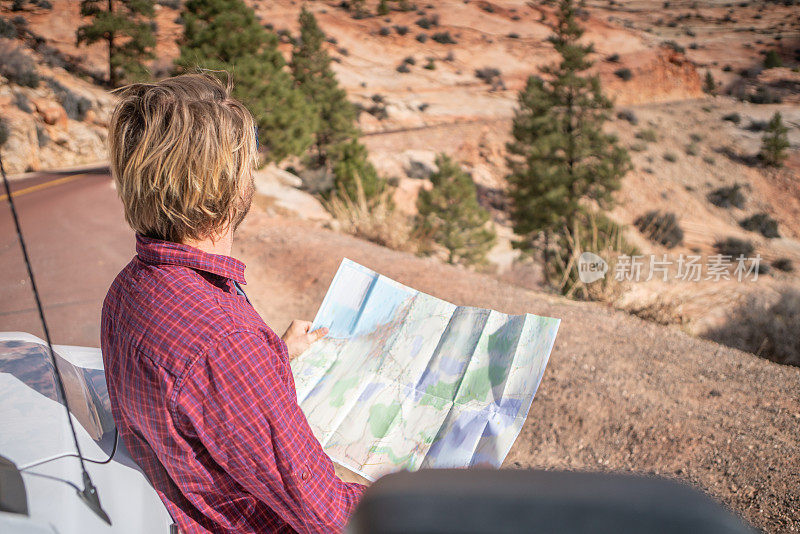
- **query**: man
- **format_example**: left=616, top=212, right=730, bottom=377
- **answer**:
left=101, top=73, right=364, bottom=533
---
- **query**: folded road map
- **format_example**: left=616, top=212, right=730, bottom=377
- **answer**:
left=292, top=259, right=560, bottom=481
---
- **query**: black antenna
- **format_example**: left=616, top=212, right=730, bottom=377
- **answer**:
left=0, top=154, right=111, bottom=525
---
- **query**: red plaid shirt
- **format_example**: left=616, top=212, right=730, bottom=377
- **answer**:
left=101, top=235, right=364, bottom=533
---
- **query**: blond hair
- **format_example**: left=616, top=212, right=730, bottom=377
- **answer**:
left=108, top=72, right=258, bottom=243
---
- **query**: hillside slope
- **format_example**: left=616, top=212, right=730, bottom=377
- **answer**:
left=234, top=206, right=800, bottom=533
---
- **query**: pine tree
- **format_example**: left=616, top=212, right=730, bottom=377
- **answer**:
left=377, top=0, right=390, bottom=16
left=506, top=0, right=629, bottom=255
left=332, top=138, right=384, bottom=201
left=76, top=0, right=156, bottom=87
left=416, top=154, right=496, bottom=266
left=176, top=0, right=315, bottom=162
left=703, top=71, right=716, bottom=95
left=759, top=112, right=790, bottom=167
left=291, top=7, right=357, bottom=168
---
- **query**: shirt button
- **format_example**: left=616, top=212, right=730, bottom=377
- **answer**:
left=301, top=470, right=310, bottom=481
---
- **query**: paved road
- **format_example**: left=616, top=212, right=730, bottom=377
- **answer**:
left=0, top=166, right=134, bottom=347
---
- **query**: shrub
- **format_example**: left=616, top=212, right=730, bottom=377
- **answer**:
left=690, top=133, right=703, bottom=143
left=614, top=67, right=633, bottom=81
left=763, top=49, right=782, bottom=68
left=46, top=78, right=92, bottom=121
left=703, top=155, right=716, bottom=165
left=706, top=287, right=800, bottom=366
left=396, top=63, right=410, bottom=73
left=424, top=59, right=435, bottom=70
left=0, top=118, right=9, bottom=147
left=635, top=128, right=657, bottom=142
left=416, top=33, right=428, bottom=42
left=0, top=41, right=40, bottom=88
left=0, top=17, right=17, bottom=39
left=508, top=32, right=520, bottom=39
left=722, top=112, right=741, bottom=124
left=379, top=26, right=391, bottom=36
left=685, top=143, right=699, bottom=156
left=714, top=236, right=754, bottom=257
left=617, top=109, right=638, bottom=124
left=663, top=152, right=678, bottom=162
left=748, top=86, right=782, bottom=104
left=663, top=40, right=685, bottom=53
left=630, top=142, right=647, bottom=152
left=740, top=212, right=780, bottom=238
left=13, top=92, right=31, bottom=112
left=606, top=53, right=620, bottom=62
left=36, top=124, right=49, bottom=147
left=547, top=211, right=636, bottom=302
left=634, top=210, right=684, bottom=248
left=431, top=31, right=456, bottom=44
left=772, top=258, right=793, bottom=272
left=475, top=67, right=501, bottom=83
left=415, top=15, right=438, bottom=29
left=708, top=184, right=745, bottom=209
left=156, top=0, right=181, bottom=7
left=394, top=25, right=409, bottom=35
left=325, top=175, right=413, bottom=252
left=403, top=56, right=416, bottom=65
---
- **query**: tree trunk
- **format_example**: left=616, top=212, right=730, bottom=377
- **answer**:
left=107, top=0, right=115, bottom=88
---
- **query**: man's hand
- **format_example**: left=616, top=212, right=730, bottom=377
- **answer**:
left=281, top=320, right=328, bottom=360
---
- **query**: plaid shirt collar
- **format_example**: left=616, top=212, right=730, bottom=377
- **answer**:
left=136, top=234, right=247, bottom=285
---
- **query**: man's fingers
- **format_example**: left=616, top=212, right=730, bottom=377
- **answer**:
left=307, top=327, right=328, bottom=343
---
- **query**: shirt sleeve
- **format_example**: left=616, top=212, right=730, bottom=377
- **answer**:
left=174, top=330, right=365, bottom=533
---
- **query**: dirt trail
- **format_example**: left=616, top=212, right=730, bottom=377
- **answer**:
left=235, top=210, right=800, bottom=533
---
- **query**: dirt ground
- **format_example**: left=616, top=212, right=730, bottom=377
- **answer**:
left=234, top=208, right=800, bottom=533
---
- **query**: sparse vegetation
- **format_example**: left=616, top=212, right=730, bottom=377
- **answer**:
left=0, top=17, right=17, bottom=39
left=663, top=152, right=678, bottom=162
left=758, top=112, right=790, bottom=167
left=325, top=175, right=413, bottom=252
left=708, top=184, right=746, bottom=209
left=614, top=67, right=633, bottom=81
left=707, top=287, right=800, bottom=366
left=0, top=41, right=40, bottom=88
left=0, top=118, right=9, bottom=148
left=714, top=236, right=754, bottom=257
left=772, top=258, right=794, bottom=272
left=415, top=154, right=496, bottom=266
left=474, top=67, right=501, bottom=84
left=616, top=109, right=637, bottom=125
left=685, top=143, right=699, bottom=156
left=722, top=112, right=741, bottom=124
left=740, top=212, right=780, bottom=238
left=431, top=31, right=457, bottom=44
left=46, top=78, right=92, bottom=121
left=635, top=128, right=657, bottom=142
left=634, top=210, right=684, bottom=248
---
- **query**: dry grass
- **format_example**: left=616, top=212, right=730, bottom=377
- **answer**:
left=549, top=213, right=631, bottom=304
left=323, top=173, right=416, bottom=253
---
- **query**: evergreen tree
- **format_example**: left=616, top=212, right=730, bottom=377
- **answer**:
left=76, top=0, right=156, bottom=87
left=377, top=0, right=390, bottom=16
left=703, top=71, right=716, bottom=95
left=416, top=154, right=496, bottom=266
left=291, top=7, right=357, bottom=168
left=506, top=0, right=629, bottom=255
left=332, top=138, right=384, bottom=201
left=763, top=49, right=782, bottom=69
left=176, top=0, right=315, bottom=162
left=759, top=112, right=790, bottom=167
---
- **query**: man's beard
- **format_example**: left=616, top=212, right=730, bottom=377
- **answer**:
left=232, top=175, right=254, bottom=233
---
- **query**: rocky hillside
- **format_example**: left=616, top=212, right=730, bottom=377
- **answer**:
left=1, top=0, right=799, bottom=355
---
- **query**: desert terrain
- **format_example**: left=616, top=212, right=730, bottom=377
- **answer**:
left=1, top=0, right=799, bottom=531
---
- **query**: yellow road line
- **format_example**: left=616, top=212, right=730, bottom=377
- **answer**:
left=0, top=173, right=89, bottom=202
